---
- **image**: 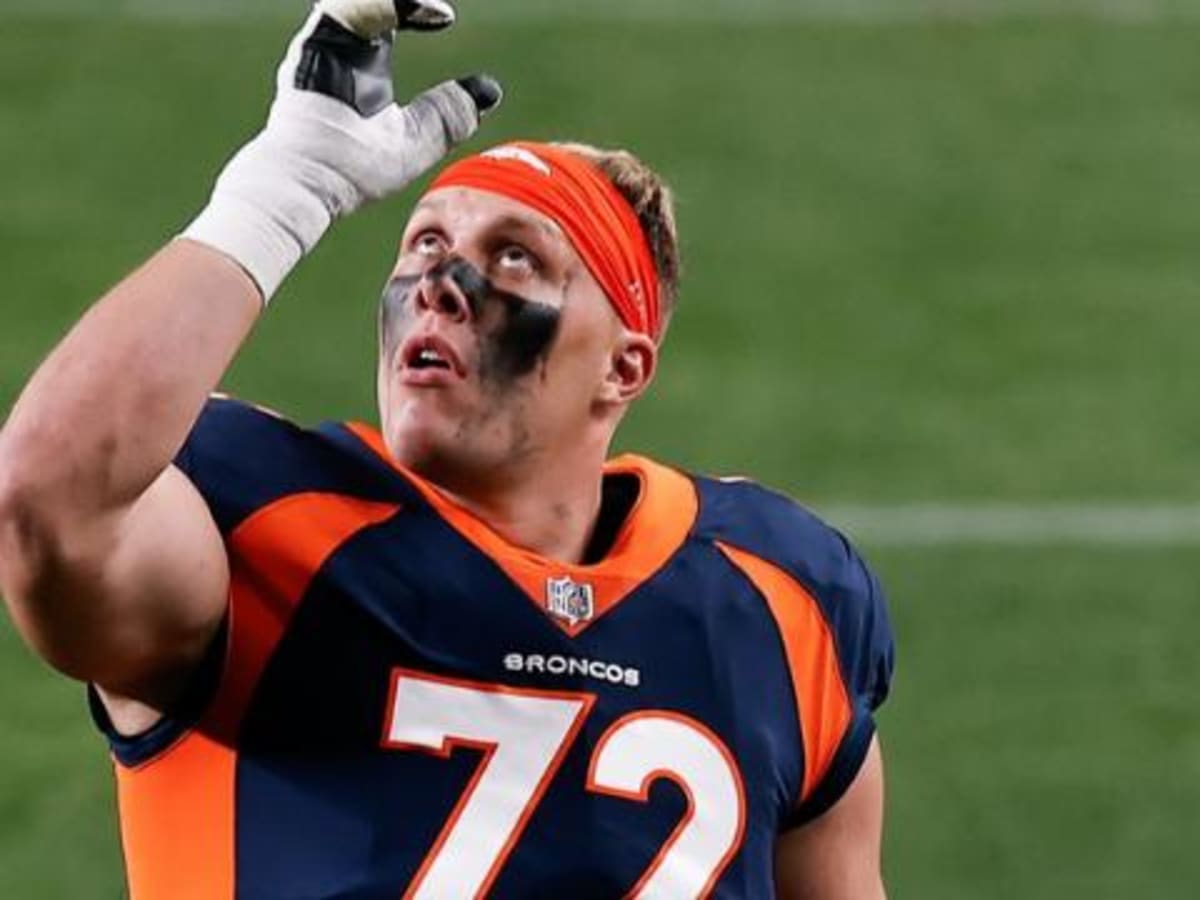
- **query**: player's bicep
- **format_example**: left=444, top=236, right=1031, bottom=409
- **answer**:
left=775, top=736, right=887, bottom=900
left=7, top=464, right=228, bottom=702
left=101, top=465, right=229, bottom=689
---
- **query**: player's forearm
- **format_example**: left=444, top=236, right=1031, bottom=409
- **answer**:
left=0, top=240, right=259, bottom=531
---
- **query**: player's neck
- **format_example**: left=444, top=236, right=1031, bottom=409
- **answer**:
left=435, top=445, right=609, bottom=565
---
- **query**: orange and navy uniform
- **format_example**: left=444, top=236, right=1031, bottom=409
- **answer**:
left=90, top=397, right=894, bottom=899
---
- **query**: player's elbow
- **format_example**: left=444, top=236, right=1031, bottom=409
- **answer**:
left=0, top=419, right=105, bottom=571
left=0, top=461, right=111, bottom=680
left=0, top=460, right=47, bottom=596
left=0, top=437, right=61, bottom=581
left=0, top=412, right=82, bottom=519
left=0, top=541, right=117, bottom=683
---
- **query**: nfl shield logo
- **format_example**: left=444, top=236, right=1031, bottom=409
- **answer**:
left=545, top=576, right=595, bottom=627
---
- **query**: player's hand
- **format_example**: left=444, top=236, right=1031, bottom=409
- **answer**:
left=183, top=0, right=503, bottom=302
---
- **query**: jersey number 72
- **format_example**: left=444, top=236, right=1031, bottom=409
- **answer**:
left=382, top=669, right=747, bottom=899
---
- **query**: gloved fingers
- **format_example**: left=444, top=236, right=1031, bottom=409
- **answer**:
left=456, top=75, right=504, bottom=117
left=277, top=1, right=464, bottom=119
left=394, top=0, right=457, bottom=31
left=275, top=1, right=398, bottom=114
left=321, top=0, right=456, bottom=36
left=387, top=76, right=502, bottom=169
left=294, top=14, right=398, bottom=117
left=320, top=0, right=394, bottom=38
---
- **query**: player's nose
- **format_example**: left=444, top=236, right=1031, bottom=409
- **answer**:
left=414, top=266, right=473, bottom=323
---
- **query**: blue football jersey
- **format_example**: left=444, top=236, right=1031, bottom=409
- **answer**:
left=90, top=397, right=894, bottom=899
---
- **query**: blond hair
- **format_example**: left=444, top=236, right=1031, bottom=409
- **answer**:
left=554, top=142, right=682, bottom=331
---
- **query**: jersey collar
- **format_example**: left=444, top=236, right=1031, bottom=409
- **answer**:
left=344, top=422, right=698, bottom=636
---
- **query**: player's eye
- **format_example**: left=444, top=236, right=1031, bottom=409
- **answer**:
left=496, top=244, right=538, bottom=276
left=412, top=231, right=447, bottom=256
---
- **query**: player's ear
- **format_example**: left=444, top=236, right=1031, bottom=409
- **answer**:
left=597, top=330, right=657, bottom=408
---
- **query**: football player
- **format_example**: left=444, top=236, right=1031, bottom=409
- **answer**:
left=0, top=1, right=894, bottom=896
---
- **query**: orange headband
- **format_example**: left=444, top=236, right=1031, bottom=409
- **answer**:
left=428, top=142, right=662, bottom=340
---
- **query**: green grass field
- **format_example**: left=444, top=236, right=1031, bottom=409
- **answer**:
left=1, top=4, right=1199, bottom=897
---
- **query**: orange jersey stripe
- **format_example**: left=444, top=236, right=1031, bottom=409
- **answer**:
left=208, top=493, right=401, bottom=739
left=716, top=543, right=851, bottom=803
left=115, top=493, right=400, bottom=900
left=116, top=734, right=237, bottom=900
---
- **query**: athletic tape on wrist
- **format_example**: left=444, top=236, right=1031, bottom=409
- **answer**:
left=181, top=197, right=312, bottom=305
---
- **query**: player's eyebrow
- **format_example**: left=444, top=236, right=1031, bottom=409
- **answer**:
left=486, top=213, right=560, bottom=241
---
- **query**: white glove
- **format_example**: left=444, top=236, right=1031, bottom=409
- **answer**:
left=182, top=0, right=502, bottom=303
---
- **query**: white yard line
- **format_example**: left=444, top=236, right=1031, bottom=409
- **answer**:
left=817, top=503, right=1200, bottom=546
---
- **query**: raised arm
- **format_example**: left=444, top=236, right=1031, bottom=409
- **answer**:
left=0, top=243, right=256, bottom=703
left=0, top=0, right=498, bottom=717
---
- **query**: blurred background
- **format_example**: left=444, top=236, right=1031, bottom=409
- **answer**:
left=2, top=0, right=1199, bottom=896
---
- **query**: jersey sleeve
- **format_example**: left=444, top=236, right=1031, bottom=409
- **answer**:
left=787, top=533, right=893, bottom=824
left=173, top=395, right=401, bottom=535
left=695, top=477, right=895, bottom=825
left=86, top=618, right=228, bottom=767
left=174, top=395, right=316, bottom=535
left=88, top=396, right=394, bottom=764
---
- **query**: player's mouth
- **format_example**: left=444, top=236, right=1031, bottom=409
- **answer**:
left=399, top=333, right=467, bottom=386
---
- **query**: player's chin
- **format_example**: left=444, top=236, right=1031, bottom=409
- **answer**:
left=384, top=396, right=464, bottom=468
